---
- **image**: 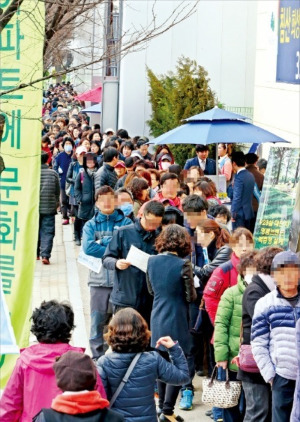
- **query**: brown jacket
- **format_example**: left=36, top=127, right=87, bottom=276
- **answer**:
left=246, top=164, right=264, bottom=212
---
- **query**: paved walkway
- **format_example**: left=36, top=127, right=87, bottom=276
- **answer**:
left=33, top=216, right=211, bottom=421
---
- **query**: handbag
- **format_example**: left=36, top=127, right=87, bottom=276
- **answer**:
left=190, top=299, right=214, bottom=338
left=65, top=180, right=71, bottom=196
left=109, top=353, right=142, bottom=408
left=202, top=366, right=241, bottom=409
left=239, top=324, right=260, bottom=373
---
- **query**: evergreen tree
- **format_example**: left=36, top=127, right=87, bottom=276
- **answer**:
left=147, top=56, right=217, bottom=167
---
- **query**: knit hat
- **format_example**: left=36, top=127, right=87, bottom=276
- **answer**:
left=271, top=251, right=300, bottom=271
left=53, top=351, right=97, bottom=392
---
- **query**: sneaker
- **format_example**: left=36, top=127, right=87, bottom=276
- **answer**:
left=179, top=389, right=193, bottom=411
left=75, top=238, right=81, bottom=246
left=62, top=219, right=69, bottom=225
left=42, top=257, right=50, bottom=265
left=36, top=256, right=40, bottom=260
left=205, top=409, right=213, bottom=417
left=159, top=414, right=184, bottom=422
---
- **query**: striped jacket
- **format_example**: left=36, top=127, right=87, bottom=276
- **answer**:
left=251, top=288, right=300, bottom=383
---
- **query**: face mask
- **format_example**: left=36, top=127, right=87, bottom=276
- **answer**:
left=244, top=274, right=253, bottom=285
left=120, top=202, right=133, bottom=216
left=64, top=144, right=73, bottom=153
left=161, top=161, right=171, bottom=170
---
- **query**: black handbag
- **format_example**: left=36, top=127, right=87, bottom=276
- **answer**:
left=190, top=299, right=214, bottom=338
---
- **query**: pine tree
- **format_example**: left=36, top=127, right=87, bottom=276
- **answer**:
left=147, top=56, right=217, bottom=167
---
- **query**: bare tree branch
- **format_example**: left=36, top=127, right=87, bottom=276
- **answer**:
left=0, top=0, right=24, bottom=32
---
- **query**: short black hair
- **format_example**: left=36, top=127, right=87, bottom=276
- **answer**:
left=182, top=194, right=209, bottom=212
left=107, top=140, right=119, bottom=149
left=144, top=200, right=165, bottom=217
left=30, top=300, right=75, bottom=343
left=160, top=172, right=179, bottom=186
left=162, top=206, right=184, bottom=226
left=41, top=151, right=49, bottom=165
left=196, top=144, right=209, bottom=152
left=62, top=136, right=75, bottom=148
left=137, top=139, right=148, bottom=149
left=257, top=158, right=267, bottom=170
left=116, top=187, right=133, bottom=201
left=208, top=204, right=231, bottom=223
left=125, top=156, right=135, bottom=168
left=95, top=185, right=114, bottom=201
left=121, top=141, right=134, bottom=152
left=231, top=151, right=245, bottom=167
left=116, top=129, right=129, bottom=139
left=245, top=153, right=259, bottom=165
left=103, top=147, right=118, bottom=162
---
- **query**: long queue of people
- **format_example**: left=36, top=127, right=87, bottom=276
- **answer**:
left=0, top=83, right=299, bottom=422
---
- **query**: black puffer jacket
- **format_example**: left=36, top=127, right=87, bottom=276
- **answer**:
left=74, top=170, right=96, bottom=220
left=39, top=164, right=60, bottom=215
left=94, top=163, right=118, bottom=190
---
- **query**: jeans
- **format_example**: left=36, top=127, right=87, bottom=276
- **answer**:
left=212, top=368, right=226, bottom=421
left=272, top=374, right=295, bottom=422
left=242, top=381, right=271, bottom=422
left=37, top=214, right=55, bottom=258
left=89, top=286, right=113, bottom=359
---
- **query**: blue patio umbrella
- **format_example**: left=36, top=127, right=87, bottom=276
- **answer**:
left=82, top=103, right=102, bottom=114
left=150, top=107, right=289, bottom=145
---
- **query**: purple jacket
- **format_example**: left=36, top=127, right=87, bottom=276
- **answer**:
left=0, top=343, right=106, bottom=422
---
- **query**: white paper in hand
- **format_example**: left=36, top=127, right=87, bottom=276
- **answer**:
left=126, top=245, right=150, bottom=273
left=77, top=248, right=102, bottom=273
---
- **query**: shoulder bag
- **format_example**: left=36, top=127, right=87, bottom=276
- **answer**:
left=202, top=365, right=241, bottom=408
left=239, top=323, right=260, bottom=373
left=109, top=353, right=142, bottom=408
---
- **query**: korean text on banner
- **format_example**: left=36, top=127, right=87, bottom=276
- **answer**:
left=253, top=147, right=300, bottom=250
left=0, top=0, right=45, bottom=387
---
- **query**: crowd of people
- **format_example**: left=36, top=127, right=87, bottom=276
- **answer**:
left=1, top=82, right=299, bottom=422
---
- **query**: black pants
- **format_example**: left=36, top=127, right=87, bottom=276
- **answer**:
left=73, top=205, right=83, bottom=239
left=37, top=214, right=55, bottom=258
left=60, top=188, right=69, bottom=220
left=89, top=286, right=113, bottom=360
left=157, top=350, right=181, bottom=415
left=272, top=374, right=295, bottom=422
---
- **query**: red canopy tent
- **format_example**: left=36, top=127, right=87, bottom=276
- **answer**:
left=74, top=85, right=102, bottom=103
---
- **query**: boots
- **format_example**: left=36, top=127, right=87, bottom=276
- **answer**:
left=74, top=230, right=81, bottom=246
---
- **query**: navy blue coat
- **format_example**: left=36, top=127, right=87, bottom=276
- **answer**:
left=53, top=151, right=72, bottom=188
left=74, top=170, right=95, bottom=220
left=184, top=157, right=216, bottom=175
left=97, top=343, right=189, bottom=422
left=102, top=220, right=158, bottom=315
left=146, top=254, right=196, bottom=354
left=231, top=169, right=255, bottom=221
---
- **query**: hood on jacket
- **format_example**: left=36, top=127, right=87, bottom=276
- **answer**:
left=20, top=343, right=84, bottom=375
left=237, top=274, right=247, bottom=293
left=231, top=252, right=240, bottom=269
left=52, top=391, right=109, bottom=415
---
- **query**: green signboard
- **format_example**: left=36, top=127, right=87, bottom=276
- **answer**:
left=254, top=147, right=300, bottom=250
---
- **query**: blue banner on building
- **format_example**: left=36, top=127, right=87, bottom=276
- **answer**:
left=276, top=0, right=300, bottom=84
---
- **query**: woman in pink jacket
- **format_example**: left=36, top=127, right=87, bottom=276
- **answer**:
left=0, top=300, right=106, bottom=422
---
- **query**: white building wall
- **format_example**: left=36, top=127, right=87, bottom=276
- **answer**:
left=253, top=0, right=300, bottom=153
left=118, top=0, right=258, bottom=137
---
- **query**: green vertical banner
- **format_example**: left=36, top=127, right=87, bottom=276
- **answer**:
left=0, top=0, right=44, bottom=387
left=254, top=147, right=300, bottom=250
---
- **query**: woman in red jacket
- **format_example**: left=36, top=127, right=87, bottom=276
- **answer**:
left=203, top=227, right=254, bottom=325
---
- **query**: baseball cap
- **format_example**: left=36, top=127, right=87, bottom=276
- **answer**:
left=76, top=146, right=87, bottom=155
left=271, top=251, right=300, bottom=271
left=115, top=161, right=125, bottom=168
